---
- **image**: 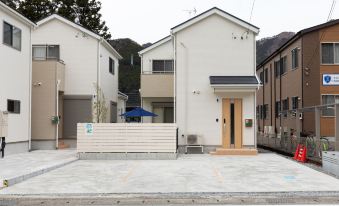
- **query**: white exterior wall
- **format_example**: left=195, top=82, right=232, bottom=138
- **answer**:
left=175, top=14, right=256, bottom=146
left=117, top=97, right=126, bottom=123
left=0, top=9, right=32, bottom=147
left=32, top=19, right=98, bottom=95
left=141, top=40, right=173, bottom=73
left=99, top=44, right=119, bottom=122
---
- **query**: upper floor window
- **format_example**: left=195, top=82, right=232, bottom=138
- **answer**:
left=109, top=57, right=115, bottom=75
left=3, top=22, right=21, bottom=51
left=7, top=99, right=20, bottom=114
left=152, top=60, right=173, bottom=73
left=291, top=48, right=299, bottom=69
left=274, top=60, right=280, bottom=78
left=264, top=68, right=268, bottom=83
left=322, top=95, right=339, bottom=116
left=33, top=45, right=60, bottom=60
left=259, top=71, right=264, bottom=84
left=280, top=56, right=287, bottom=75
left=292, top=96, right=299, bottom=110
left=322, top=43, right=339, bottom=64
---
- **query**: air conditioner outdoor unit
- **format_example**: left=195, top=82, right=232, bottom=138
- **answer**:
left=186, top=134, right=201, bottom=145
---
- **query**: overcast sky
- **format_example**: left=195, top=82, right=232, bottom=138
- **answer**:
left=100, top=0, right=339, bottom=44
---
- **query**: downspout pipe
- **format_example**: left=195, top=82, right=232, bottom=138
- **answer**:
left=28, top=26, right=33, bottom=151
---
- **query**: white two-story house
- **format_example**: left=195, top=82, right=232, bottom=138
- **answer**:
left=0, top=2, right=35, bottom=155
left=31, top=14, right=123, bottom=149
left=139, top=7, right=260, bottom=154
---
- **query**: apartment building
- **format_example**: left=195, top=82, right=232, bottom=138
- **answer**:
left=256, top=19, right=339, bottom=137
left=139, top=7, right=260, bottom=154
left=31, top=14, right=123, bottom=149
left=0, top=2, right=36, bottom=155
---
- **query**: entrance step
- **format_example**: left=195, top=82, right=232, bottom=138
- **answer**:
left=210, top=148, right=258, bottom=155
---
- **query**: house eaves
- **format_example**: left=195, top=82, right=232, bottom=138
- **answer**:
left=171, top=7, right=259, bottom=35
left=138, top=35, right=171, bottom=55
left=37, top=14, right=122, bottom=60
left=0, top=1, right=36, bottom=28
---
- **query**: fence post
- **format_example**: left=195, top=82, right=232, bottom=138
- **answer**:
left=335, top=104, right=339, bottom=151
left=315, top=108, right=321, bottom=140
left=296, top=110, right=301, bottom=143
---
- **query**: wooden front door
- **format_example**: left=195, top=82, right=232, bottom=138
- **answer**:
left=222, top=98, right=242, bottom=149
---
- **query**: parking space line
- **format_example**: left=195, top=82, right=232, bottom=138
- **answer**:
left=212, top=165, right=224, bottom=184
left=121, top=162, right=139, bottom=183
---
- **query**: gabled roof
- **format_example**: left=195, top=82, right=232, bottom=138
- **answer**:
left=171, top=7, right=259, bottom=34
left=257, top=19, right=339, bottom=69
left=138, top=7, right=260, bottom=55
left=37, top=14, right=122, bottom=59
left=0, top=1, right=36, bottom=27
left=138, top=35, right=171, bottom=55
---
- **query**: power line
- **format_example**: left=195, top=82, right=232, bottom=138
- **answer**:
left=305, top=0, right=336, bottom=69
left=327, top=0, right=336, bottom=21
left=249, top=0, right=256, bottom=22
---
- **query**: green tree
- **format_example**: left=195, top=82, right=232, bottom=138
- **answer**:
left=54, top=0, right=111, bottom=39
left=12, top=0, right=111, bottom=40
left=18, top=0, right=56, bottom=22
left=0, top=0, right=20, bottom=9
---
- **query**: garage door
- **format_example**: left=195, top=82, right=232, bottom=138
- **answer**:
left=63, top=96, right=92, bottom=139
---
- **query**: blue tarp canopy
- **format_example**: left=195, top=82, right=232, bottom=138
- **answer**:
left=120, top=107, right=158, bottom=117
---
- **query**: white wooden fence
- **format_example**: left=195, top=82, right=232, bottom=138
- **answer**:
left=77, top=123, right=177, bottom=153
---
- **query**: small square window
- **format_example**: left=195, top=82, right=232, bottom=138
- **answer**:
left=7, top=99, right=20, bottom=114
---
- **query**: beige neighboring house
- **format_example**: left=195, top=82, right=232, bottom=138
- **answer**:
left=0, top=2, right=36, bottom=155
left=139, top=7, right=260, bottom=154
left=31, top=14, right=123, bottom=150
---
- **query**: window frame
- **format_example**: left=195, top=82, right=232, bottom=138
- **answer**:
left=264, top=68, right=269, bottom=84
left=32, top=45, right=60, bottom=60
left=321, top=94, right=339, bottom=117
left=291, top=48, right=299, bottom=70
left=109, top=57, right=115, bottom=75
left=292, top=96, right=299, bottom=110
left=321, top=42, right=339, bottom=65
left=7, top=99, right=20, bottom=114
left=3, top=21, right=21, bottom=51
left=151, top=59, right=174, bottom=73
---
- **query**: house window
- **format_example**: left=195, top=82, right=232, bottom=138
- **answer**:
left=263, top=104, right=268, bottom=119
left=282, top=98, right=289, bottom=111
left=321, top=43, right=339, bottom=64
left=109, top=57, right=115, bottom=75
left=280, top=56, right=287, bottom=75
left=7, top=99, right=20, bottom=114
left=264, top=69, right=269, bottom=83
left=322, top=95, right=339, bottom=116
left=3, top=21, right=21, bottom=50
left=292, top=48, right=299, bottom=69
left=275, top=101, right=281, bottom=118
left=259, top=71, right=264, bottom=84
left=292, top=96, right=299, bottom=110
left=32, top=45, right=60, bottom=60
left=274, top=60, right=280, bottom=77
left=152, top=60, right=173, bottom=73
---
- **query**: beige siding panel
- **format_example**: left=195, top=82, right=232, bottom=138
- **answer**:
left=77, top=123, right=177, bottom=153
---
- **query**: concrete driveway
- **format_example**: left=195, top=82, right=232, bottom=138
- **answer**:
left=1, top=153, right=339, bottom=195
